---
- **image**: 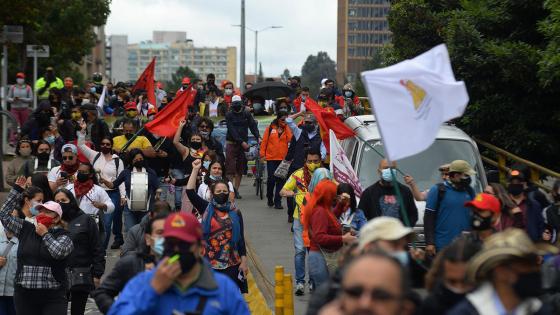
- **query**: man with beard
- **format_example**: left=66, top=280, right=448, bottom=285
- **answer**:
left=318, top=252, right=414, bottom=315
left=34, top=66, right=63, bottom=101
left=19, top=140, right=60, bottom=177
left=107, top=212, right=250, bottom=315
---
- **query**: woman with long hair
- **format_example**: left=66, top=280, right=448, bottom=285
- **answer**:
left=30, top=173, right=54, bottom=202
left=197, top=160, right=235, bottom=203
left=484, top=183, right=524, bottom=231
left=305, top=180, right=356, bottom=287
left=54, top=188, right=104, bottom=315
left=0, top=177, right=73, bottom=315
left=333, top=183, right=367, bottom=235
left=185, top=159, right=249, bottom=293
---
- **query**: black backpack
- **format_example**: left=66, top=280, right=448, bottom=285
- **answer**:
left=93, top=153, right=120, bottom=172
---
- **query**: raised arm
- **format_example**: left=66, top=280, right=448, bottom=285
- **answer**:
left=42, top=233, right=74, bottom=260
left=173, top=120, right=189, bottom=157
left=0, top=179, right=26, bottom=237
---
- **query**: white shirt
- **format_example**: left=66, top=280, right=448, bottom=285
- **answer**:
left=47, top=166, right=65, bottom=183
left=197, top=181, right=234, bottom=202
left=208, top=99, right=219, bottom=117
left=77, top=133, right=126, bottom=198
left=66, top=183, right=115, bottom=215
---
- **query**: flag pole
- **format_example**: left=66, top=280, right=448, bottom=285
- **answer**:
left=120, top=126, right=145, bottom=153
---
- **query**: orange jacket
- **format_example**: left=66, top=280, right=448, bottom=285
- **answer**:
left=260, top=123, right=292, bottom=161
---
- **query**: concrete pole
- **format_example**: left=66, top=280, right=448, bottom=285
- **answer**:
left=240, top=0, right=246, bottom=91
left=254, top=30, right=258, bottom=77
left=33, top=54, right=37, bottom=109
left=1, top=44, right=8, bottom=157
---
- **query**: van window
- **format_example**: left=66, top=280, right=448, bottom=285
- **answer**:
left=358, top=139, right=484, bottom=193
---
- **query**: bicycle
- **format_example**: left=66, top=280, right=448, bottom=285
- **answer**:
left=254, top=147, right=264, bottom=200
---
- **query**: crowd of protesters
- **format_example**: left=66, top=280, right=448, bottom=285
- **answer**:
left=1, top=65, right=560, bottom=315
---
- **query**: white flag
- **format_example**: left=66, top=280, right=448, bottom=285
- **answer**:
left=361, top=44, right=469, bottom=161
left=329, top=130, right=363, bottom=198
left=96, top=85, right=107, bottom=112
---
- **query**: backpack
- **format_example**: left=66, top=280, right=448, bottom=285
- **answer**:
left=92, top=153, right=120, bottom=173
left=434, top=182, right=475, bottom=211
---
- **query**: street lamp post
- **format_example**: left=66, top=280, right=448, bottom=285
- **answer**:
left=233, top=25, right=282, bottom=82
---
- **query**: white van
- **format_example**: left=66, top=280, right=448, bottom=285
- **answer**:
left=342, top=115, right=487, bottom=246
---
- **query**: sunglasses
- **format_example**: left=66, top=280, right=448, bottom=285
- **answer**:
left=100, top=143, right=112, bottom=147
left=62, top=156, right=75, bottom=161
left=343, top=286, right=400, bottom=302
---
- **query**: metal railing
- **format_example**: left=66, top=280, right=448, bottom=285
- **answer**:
left=475, top=138, right=560, bottom=191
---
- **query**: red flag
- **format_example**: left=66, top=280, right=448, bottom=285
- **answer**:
left=306, top=99, right=355, bottom=151
left=132, top=57, right=157, bottom=110
left=144, top=86, right=197, bottom=138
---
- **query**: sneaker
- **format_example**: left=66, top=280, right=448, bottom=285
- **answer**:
left=267, top=200, right=274, bottom=207
left=274, top=205, right=284, bottom=210
left=295, top=283, right=305, bottom=296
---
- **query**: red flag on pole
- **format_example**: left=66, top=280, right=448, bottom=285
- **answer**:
left=132, top=57, right=157, bottom=110
left=144, top=86, right=197, bottom=138
left=305, top=98, right=355, bottom=150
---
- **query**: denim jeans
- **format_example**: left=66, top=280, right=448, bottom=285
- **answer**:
left=293, top=219, right=306, bottom=285
left=308, top=250, right=329, bottom=288
left=103, top=189, right=124, bottom=248
left=123, top=206, right=147, bottom=232
left=266, top=160, right=285, bottom=207
left=170, top=168, right=185, bottom=210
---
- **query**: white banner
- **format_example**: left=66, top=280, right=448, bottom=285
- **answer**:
left=96, top=85, right=107, bottom=112
left=361, top=44, right=469, bottom=161
left=329, top=130, right=363, bottom=198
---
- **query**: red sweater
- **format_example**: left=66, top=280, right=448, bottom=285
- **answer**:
left=309, top=205, right=343, bottom=252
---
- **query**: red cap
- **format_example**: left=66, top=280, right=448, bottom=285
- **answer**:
left=182, top=77, right=191, bottom=85
left=16, top=72, right=25, bottom=78
left=124, top=102, right=137, bottom=110
left=162, top=212, right=202, bottom=243
left=465, top=193, right=501, bottom=213
left=147, top=108, right=156, bottom=116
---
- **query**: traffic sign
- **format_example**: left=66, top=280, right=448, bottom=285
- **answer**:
left=26, top=45, right=49, bottom=58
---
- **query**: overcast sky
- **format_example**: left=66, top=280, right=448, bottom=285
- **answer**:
left=106, top=0, right=338, bottom=81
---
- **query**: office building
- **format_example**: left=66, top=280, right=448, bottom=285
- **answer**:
left=108, top=35, right=129, bottom=82
left=336, top=0, right=392, bottom=84
left=79, top=25, right=107, bottom=80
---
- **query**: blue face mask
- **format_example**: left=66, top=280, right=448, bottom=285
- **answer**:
left=381, top=168, right=396, bottom=182
left=203, top=161, right=211, bottom=169
left=391, top=251, right=409, bottom=266
left=90, top=87, right=97, bottom=94
left=45, top=135, right=55, bottom=144
left=30, top=202, right=40, bottom=216
left=152, top=237, right=164, bottom=257
left=209, top=175, right=221, bottom=181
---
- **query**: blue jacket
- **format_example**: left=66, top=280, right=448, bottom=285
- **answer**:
left=108, top=263, right=250, bottom=315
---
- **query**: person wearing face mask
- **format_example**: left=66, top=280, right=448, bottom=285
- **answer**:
left=136, top=93, right=156, bottom=123
left=93, top=212, right=169, bottom=314
left=21, top=101, right=53, bottom=141
left=79, top=103, right=111, bottom=148
left=261, top=112, right=293, bottom=209
left=185, top=159, right=249, bottom=293
left=63, top=163, right=114, bottom=244
left=112, top=120, right=157, bottom=158
left=202, top=87, right=222, bottom=117
left=449, top=228, right=558, bottom=315
left=7, top=72, right=33, bottom=129
left=102, top=149, right=159, bottom=230
left=197, top=117, right=224, bottom=161
left=334, top=183, right=368, bottom=236
left=225, top=95, right=260, bottom=198
left=507, top=170, right=547, bottom=242
left=464, top=193, right=503, bottom=244
left=339, top=83, right=363, bottom=119
left=0, top=182, right=74, bottom=315
left=112, top=102, right=142, bottom=137
left=424, top=160, right=477, bottom=256
left=60, top=77, right=74, bottom=105
left=48, top=144, right=81, bottom=191
left=107, top=212, right=249, bottom=315
left=542, top=180, right=560, bottom=244
left=358, top=159, right=418, bottom=224
left=293, top=87, right=311, bottom=113
left=54, top=188, right=104, bottom=315
left=203, top=73, right=220, bottom=95
left=34, top=66, right=63, bottom=101
left=196, top=160, right=235, bottom=203
left=421, top=238, right=480, bottom=315
left=6, top=140, right=33, bottom=187
left=1, top=178, right=45, bottom=227
left=120, top=201, right=171, bottom=257
left=19, top=141, right=60, bottom=177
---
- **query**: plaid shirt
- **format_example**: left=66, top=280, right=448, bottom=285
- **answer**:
left=0, top=187, right=74, bottom=289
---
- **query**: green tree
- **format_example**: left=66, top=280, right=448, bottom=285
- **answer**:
left=301, top=52, right=336, bottom=96
left=166, top=66, right=198, bottom=92
left=385, top=0, right=560, bottom=169
left=257, top=62, right=264, bottom=83
left=1, top=0, right=111, bottom=80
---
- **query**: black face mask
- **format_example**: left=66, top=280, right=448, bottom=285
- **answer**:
left=37, top=152, right=50, bottom=161
left=303, top=123, right=316, bottom=133
left=100, top=147, right=112, bottom=155
left=508, top=183, right=524, bottom=196
left=471, top=212, right=493, bottom=230
left=60, top=202, right=79, bottom=221
left=460, top=176, right=472, bottom=187
left=76, top=173, right=91, bottom=183
left=513, top=271, right=542, bottom=299
left=190, top=141, right=202, bottom=150
left=124, top=133, right=133, bottom=140
left=213, top=193, right=229, bottom=205
left=232, top=103, right=243, bottom=113
left=439, top=283, right=466, bottom=306
left=163, top=243, right=198, bottom=274
left=133, top=160, right=145, bottom=169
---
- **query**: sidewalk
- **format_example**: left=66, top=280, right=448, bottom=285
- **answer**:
left=236, top=178, right=310, bottom=315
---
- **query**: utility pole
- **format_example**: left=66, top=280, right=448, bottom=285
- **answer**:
left=254, top=30, right=258, bottom=76
left=240, top=0, right=246, bottom=92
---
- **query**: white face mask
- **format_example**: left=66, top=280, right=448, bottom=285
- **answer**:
left=224, top=88, right=233, bottom=96
left=16, top=78, right=25, bottom=85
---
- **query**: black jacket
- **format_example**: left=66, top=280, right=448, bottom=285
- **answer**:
left=120, top=214, right=150, bottom=257
left=66, top=210, right=105, bottom=278
left=421, top=283, right=466, bottom=315
left=225, top=109, right=259, bottom=144
left=358, top=181, right=418, bottom=227
left=92, top=252, right=148, bottom=314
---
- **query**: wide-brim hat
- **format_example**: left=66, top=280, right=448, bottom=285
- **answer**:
left=467, top=228, right=558, bottom=283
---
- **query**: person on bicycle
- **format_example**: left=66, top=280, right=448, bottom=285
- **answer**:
left=260, top=111, right=292, bottom=209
